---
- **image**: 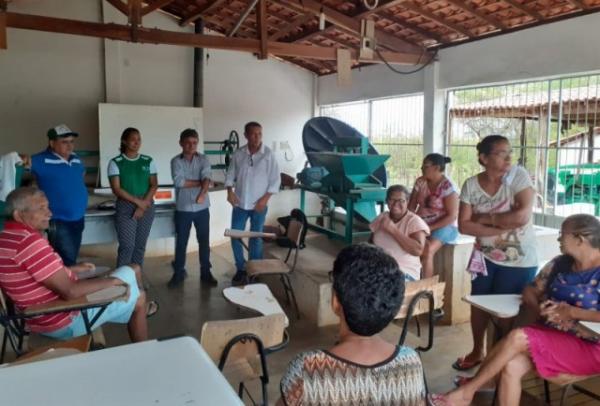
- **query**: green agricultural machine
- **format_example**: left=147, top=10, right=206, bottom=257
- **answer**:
left=548, top=163, right=600, bottom=215
left=298, top=117, right=389, bottom=243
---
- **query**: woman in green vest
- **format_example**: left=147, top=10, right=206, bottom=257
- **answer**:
left=108, top=127, right=158, bottom=268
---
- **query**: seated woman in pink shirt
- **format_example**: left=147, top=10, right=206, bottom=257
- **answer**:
left=370, top=185, right=430, bottom=281
left=408, top=153, right=459, bottom=278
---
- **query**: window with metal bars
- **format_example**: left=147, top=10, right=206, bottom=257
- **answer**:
left=319, top=94, right=425, bottom=187
left=447, top=74, right=600, bottom=220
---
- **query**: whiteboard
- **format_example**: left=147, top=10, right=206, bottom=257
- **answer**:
left=98, top=103, right=203, bottom=187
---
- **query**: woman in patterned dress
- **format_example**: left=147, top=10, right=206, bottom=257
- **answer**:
left=278, top=243, right=427, bottom=406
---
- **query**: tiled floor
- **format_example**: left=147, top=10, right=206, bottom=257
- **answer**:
left=12, top=234, right=600, bottom=405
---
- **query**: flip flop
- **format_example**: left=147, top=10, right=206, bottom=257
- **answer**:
left=427, top=393, right=453, bottom=406
left=146, top=300, right=159, bottom=318
left=453, top=375, right=472, bottom=387
left=452, top=356, right=482, bottom=371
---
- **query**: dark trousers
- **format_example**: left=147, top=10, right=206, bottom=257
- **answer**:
left=173, top=209, right=211, bottom=278
left=47, top=218, right=85, bottom=266
left=115, top=199, right=155, bottom=267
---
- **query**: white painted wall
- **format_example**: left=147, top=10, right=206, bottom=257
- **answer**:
left=0, top=0, right=104, bottom=154
left=1, top=0, right=314, bottom=179
left=438, top=13, right=600, bottom=90
left=102, top=2, right=195, bottom=107
left=204, top=50, right=314, bottom=179
left=317, top=13, right=600, bottom=105
left=1, top=0, right=316, bottom=258
left=318, top=63, right=424, bottom=106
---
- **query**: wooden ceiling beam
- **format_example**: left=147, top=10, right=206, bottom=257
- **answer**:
left=355, top=0, right=413, bottom=18
left=0, top=8, right=6, bottom=50
left=319, top=33, right=358, bottom=50
left=443, top=0, right=507, bottom=29
left=5, top=11, right=423, bottom=65
left=377, top=10, right=445, bottom=43
left=227, top=0, right=259, bottom=36
left=274, top=0, right=424, bottom=54
left=257, top=0, right=268, bottom=59
left=268, top=13, right=313, bottom=41
left=105, top=0, right=129, bottom=16
left=180, top=0, right=227, bottom=26
left=141, top=0, right=175, bottom=16
left=401, top=2, right=472, bottom=37
left=500, top=0, right=544, bottom=20
left=565, top=0, right=589, bottom=10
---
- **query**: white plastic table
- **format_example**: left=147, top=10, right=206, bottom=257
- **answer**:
left=0, top=336, right=243, bottom=406
left=223, top=283, right=289, bottom=326
left=463, top=294, right=522, bottom=319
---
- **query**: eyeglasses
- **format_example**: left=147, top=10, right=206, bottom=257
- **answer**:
left=387, top=198, right=407, bottom=206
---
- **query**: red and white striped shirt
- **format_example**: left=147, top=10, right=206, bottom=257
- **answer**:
left=0, top=221, right=77, bottom=333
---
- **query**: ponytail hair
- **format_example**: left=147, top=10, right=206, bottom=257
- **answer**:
left=424, top=153, right=451, bottom=172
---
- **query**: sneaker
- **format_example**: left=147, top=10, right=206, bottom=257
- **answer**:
left=231, top=271, right=247, bottom=286
left=200, top=273, right=218, bottom=287
left=167, top=272, right=187, bottom=288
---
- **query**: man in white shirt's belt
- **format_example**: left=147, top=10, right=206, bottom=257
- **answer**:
left=225, top=122, right=280, bottom=285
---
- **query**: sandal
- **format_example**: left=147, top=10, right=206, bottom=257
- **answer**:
left=146, top=300, right=159, bottom=318
left=427, top=394, right=453, bottom=406
left=453, top=375, right=472, bottom=387
left=452, top=356, right=482, bottom=371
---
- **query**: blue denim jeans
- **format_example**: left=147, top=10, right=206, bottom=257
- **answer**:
left=231, top=206, right=268, bottom=273
left=173, top=209, right=211, bottom=278
left=47, top=218, right=85, bottom=266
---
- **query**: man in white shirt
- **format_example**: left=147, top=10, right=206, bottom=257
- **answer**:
left=225, top=122, right=280, bottom=285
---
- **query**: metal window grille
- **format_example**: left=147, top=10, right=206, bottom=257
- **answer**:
left=447, top=74, right=600, bottom=221
left=320, top=94, right=425, bottom=186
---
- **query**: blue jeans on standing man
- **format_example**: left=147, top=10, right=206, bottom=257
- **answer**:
left=173, top=209, right=211, bottom=278
left=47, top=218, right=85, bottom=266
left=231, top=206, right=268, bottom=275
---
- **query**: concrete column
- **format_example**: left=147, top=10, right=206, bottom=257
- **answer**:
left=423, top=61, right=445, bottom=155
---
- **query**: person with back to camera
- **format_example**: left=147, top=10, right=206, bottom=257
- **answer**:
left=408, top=153, right=459, bottom=278
left=429, top=214, right=600, bottom=406
left=453, top=135, right=538, bottom=372
left=277, top=243, right=427, bottom=405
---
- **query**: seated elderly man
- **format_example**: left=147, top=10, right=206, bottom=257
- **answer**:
left=370, top=184, right=430, bottom=281
left=0, top=187, right=148, bottom=342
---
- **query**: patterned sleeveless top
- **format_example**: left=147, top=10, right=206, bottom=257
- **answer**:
left=280, top=346, right=426, bottom=405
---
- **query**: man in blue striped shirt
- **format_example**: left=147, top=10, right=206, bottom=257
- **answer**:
left=169, top=128, right=216, bottom=288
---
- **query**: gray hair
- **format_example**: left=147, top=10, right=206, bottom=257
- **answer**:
left=562, top=214, right=600, bottom=249
left=5, top=187, right=46, bottom=219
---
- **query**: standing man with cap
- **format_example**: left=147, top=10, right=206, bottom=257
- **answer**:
left=169, top=128, right=216, bottom=288
left=225, top=121, right=280, bottom=285
left=31, top=124, right=87, bottom=267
